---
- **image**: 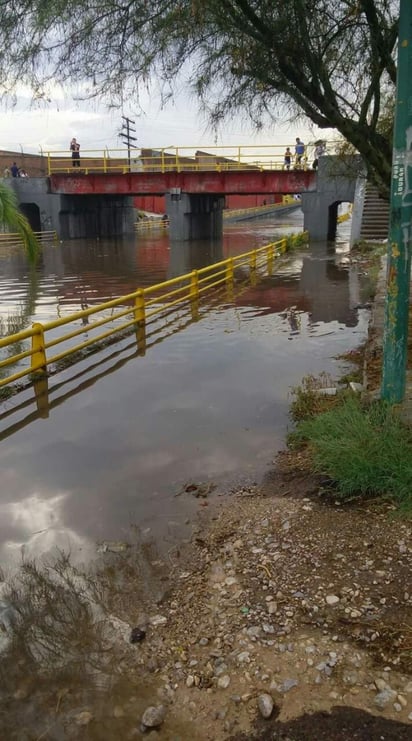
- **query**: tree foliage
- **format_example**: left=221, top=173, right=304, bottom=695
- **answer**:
left=0, top=183, right=39, bottom=261
left=0, top=1, right=398, bottom=196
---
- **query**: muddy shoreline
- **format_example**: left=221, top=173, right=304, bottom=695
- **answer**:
left=1, top=462, right=411, bottom=740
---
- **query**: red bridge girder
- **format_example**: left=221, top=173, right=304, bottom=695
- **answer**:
left=49, top=169, right=316, bottom=196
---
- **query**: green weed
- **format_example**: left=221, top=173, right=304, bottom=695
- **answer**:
left=299, top=395, right=412, bottom=514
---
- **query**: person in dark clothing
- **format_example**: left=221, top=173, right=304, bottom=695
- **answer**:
left=70, top=138, right=81, bottom=166
left=10, top=162, right=19, bottom=177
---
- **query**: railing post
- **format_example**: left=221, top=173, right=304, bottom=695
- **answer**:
left=225, top=258, right=234, bottom=288
left=225, top=257, right=234, bottom=301
left=281, top=237, right=288, bottom=254
left=31, top=322, right=47, bottom=374
left=249, top=250, right=257, bottom=285
left=134, top=290, right=146, bottom=354
left=190, top=270, right=199, bottom=320
left=267, top=244, right=274, bottom=276
left=103, top=150, right=107, bottom=173
left=134, top=290, right=146, bottom=326
left=47, top=152, right=51, bottom=175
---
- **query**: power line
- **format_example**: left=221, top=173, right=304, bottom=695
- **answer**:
left=119, top=115, right=137, bottom=171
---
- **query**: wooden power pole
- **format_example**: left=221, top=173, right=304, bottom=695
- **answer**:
left=120, top=115, right=137, bottom=172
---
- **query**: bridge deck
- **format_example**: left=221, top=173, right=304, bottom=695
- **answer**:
left=50, top=170, right=316, bottom=196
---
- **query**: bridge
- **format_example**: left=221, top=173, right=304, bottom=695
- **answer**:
left=6, top=145, right=362, bottom=242
left=49, top=170, right=315, bottom=197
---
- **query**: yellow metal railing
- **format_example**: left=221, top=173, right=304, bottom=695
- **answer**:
left=44, top=144, right=325, bottom=175
left=0, top=236, right=311, bottom=394
left=134, top=219, right=170, bottom=232
left=337, top=204, right=353, bottom=224
left=0, top=230, right=58, bottom=246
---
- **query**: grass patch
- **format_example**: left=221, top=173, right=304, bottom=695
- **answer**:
left=284, top=231, right=309, bottom=251
left=297, top=394, right=412, bottom=514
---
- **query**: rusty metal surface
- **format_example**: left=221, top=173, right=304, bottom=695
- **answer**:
left=50, top=169, right=316, bottom=196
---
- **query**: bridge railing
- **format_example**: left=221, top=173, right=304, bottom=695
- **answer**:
left=0, top=236, right=310, bottom=396
left=0, top=230, right=58, bottom=247
left=45, top=144, right=324, bottom=175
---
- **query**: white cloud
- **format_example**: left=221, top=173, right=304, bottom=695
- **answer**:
left=1, top=88, right=336, bottom=157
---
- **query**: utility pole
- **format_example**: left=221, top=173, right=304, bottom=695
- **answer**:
left=119, top=115, right=137, bottom=172
left=381, top=0, right=412, bottom=403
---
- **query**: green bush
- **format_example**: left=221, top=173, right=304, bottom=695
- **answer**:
left=299, top=395, right=412, bottom=513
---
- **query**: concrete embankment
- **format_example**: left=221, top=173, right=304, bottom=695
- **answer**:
left=224, top=203, right=301, bottom=223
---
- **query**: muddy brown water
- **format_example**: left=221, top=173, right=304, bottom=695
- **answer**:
left=0, top=212, right=370, bottom=570
left=0, top=212, right=387, bottom=740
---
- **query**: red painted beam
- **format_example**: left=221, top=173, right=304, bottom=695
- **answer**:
left=50, top=170, right=316, bottom=196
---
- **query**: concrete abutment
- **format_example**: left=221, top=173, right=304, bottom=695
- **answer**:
left=7, top=178, right=134, bottom=239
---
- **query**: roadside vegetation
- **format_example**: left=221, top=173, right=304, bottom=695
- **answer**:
left=289, top=372, right=412, bottom=517
left=287, top=239, right=412, bottom=517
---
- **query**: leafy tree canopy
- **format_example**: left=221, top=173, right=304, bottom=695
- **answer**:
left=0, top=1, right=398, bottom=196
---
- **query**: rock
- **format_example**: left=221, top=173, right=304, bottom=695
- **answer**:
left=113, top=706, right=124, bottom=718
left=149, top=615, right=167, bottom=627
left=186, top=675, right=195, bottom=688
left=374, top=678, right=388, bottom=691
left=130, top=627, right=146, bottom=644
left=374, top=689, right=397, bottom=709
left=74, top=711, right=93, bottom=726
left=217, top=675, right=231, bottom=689
left=325, top=595, right=340, bottom=606
left=141, top=705, right=166, bottom=729
left=237, top=651, right=250, bottom=663
left=267, top=601, right=278, bottom=615
left=257, top=693, right=274, bottom=719
left=280, top=679, right=298, bottom=693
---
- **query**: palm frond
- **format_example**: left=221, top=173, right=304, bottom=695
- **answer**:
left=0, top=182, right=39, bottom=261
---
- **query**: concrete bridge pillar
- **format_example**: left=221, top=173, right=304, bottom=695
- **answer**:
left=6, top=178, right=135, bottom=239
left=301, top=155, right=364, bottom=241
left=165, top=192, right=225, bottom=241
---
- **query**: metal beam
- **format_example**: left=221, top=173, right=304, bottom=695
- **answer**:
left=49, top=170, right=316, bottom=196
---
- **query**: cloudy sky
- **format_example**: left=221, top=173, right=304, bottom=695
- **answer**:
left=1, top=84, right=334, bottom=158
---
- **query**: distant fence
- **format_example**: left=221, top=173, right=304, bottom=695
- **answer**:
left=0, top=230, right=58, bottom=247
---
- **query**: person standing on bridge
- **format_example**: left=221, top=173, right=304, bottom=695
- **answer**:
left=283, top=147, right=292, bottom=170
left=70, top=137, right=81, bottom=167
left=294, top=138, right=305, bottom=169
left=312, top=141, right=326, bottom=170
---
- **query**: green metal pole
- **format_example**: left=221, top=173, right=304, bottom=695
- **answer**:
left=381, top=0, right=412, bottom=403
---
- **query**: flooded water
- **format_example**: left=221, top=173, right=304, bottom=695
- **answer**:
left=0, top=210, right=369, bottom=570
left=0, top=210, right=377, bottom=740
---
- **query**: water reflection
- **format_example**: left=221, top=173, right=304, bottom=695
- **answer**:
left=0, top=212, right=370, bottom=569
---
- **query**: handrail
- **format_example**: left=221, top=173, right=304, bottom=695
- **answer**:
left=44, top=144, right=338, bottom=176
left=0, top=232, right=308, bottom=395
left=134, top=219, right=170, bottom=231
left=0, top=230, right=58, bottom=245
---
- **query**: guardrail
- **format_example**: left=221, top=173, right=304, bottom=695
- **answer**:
left=134, top=219, right=170, bottom=232
left=45, top=144, right=337, bottom=175
left=0, top=235, right=309, bottom=398
left=0, top=230, right=58, bottom=246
